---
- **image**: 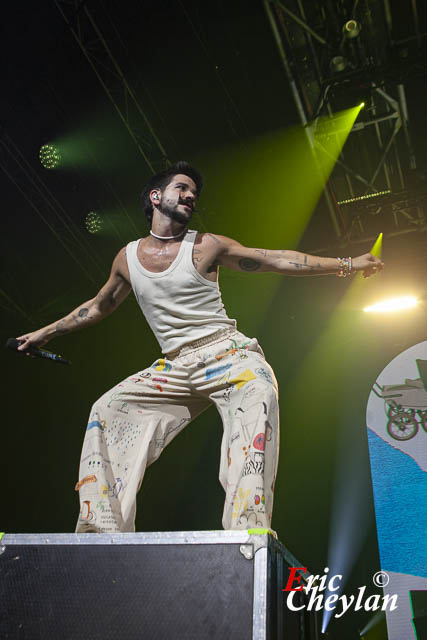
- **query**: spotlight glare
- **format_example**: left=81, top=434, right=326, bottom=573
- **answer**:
left=86, top=211, right=103, bottom=234
left=39, top=144, right=61, bottom=169
left=360, top=102, right=365, bottom=108
left=364, top=296, right=418, bottom=313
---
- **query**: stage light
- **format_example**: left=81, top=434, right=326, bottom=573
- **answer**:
left=364, top=296, right=418, bottom=313
left=39, top=144, right=61, bottom=169
left=85, top=211, right=102, bottom=234
left=330, top=55, right=348, bottom=73
left=360, top=102, right=365, bottom=108
left=343, top=19, right=361, bottom=38
left=337, top=190, right=390, bottom=205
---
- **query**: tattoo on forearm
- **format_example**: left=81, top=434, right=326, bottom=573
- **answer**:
left=288, top=259, right=321, bottom=272
left=56, top=306, right=93, bottom=335
left=255, top=249, right=267, bottom=257
left=239, top=258, right=260, bottom=271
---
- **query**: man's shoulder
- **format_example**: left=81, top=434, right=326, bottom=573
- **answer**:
left=111, top=245, right=134, bottom=282
left=195, top=232, right=227, bottom=258
left=118, top=236, right=147, bottom=257
left=197, top=231, right=234, bottom=248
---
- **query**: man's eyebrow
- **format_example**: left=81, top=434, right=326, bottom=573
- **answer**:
left=176, top=181, right=197, bottom=195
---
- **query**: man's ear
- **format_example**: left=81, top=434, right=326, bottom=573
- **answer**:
left=150, top=189, right=161, bottom=205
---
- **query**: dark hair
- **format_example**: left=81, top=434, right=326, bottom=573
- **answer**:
left=140, top=161, right=203, bottom=227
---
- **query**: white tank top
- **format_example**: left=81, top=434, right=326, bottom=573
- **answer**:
left=126, top=229, right=236, bottom=354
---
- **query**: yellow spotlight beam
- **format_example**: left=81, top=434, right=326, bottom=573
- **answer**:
left=370, top=232, right=383, bottom=259
left=196, top=104, right=363, bottom=335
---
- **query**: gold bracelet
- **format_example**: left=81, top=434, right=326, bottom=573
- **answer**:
left=336, top=257, right=352, bottom=277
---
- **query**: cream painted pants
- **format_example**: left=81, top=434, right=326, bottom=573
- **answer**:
left=75, top=328, right=280, bottom=533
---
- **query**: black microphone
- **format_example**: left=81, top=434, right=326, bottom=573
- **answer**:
left=6, top=338, right=71, bottom=365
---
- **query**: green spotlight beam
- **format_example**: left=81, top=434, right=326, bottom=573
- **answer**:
left=49, top=120, right=140, bottom=239
left=370, top=232, right=383, bottom=258
left=310, top=105, right=363, bottom=185
left=196, top=105, right=362, bottom=335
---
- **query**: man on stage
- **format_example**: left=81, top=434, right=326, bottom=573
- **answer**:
left=17, top=161, right=383, bottom=533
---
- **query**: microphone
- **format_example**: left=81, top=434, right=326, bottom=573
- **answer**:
left=6, top=338, right=71, bottom=365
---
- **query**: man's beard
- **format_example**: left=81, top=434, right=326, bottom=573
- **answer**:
left=159, top=200, right=192, bottom=226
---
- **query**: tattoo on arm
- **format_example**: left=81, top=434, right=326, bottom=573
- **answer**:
left=239, top=258, right=260, bottom=271
left=255, top=249, right=267, bottom=257
left=193, top=248, right=203, bottom=264
left=56, top=306, right=91, bottom=334
left=288, top=258, right=321, bottom=272
left=289, top=261, right=304, bottom=270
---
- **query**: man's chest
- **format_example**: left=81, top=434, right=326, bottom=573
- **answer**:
left=137, top=236, right=218, bottom=282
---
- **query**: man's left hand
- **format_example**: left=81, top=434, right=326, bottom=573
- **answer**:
left=352, top=253, right=384, bottom=278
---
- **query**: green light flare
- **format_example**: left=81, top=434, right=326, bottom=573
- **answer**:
left=51, top=110, right=142, bottom=172
left=310, top=104, right=363, bottom=183
left=86, top=211, right=103, bottom=234
left=196, top=105, right=362, bottom=336
left=370, top=232, right=383, bottom=259
left=39, top=144, right=61, bottom=169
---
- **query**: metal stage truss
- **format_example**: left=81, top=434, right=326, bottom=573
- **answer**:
left=263, top=0, right=427, bottom=251
left=54, top=0, right=171, bottom=174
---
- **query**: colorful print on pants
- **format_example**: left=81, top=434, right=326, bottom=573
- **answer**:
left=75, top=331, right=279, bottom=533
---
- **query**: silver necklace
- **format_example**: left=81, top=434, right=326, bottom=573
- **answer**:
left=150, top=229, right=186, bottom=240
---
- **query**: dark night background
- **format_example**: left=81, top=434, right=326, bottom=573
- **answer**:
left=1, top=1, right=427, bottom=638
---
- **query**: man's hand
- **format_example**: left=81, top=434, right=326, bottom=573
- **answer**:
left=352, top=253, right=384, bottom=278
left=16, top=328, right=52, bottom=352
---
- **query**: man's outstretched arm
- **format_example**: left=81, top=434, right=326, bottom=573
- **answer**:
left=17, top=248, right=131, bottom=351
left=211, top=235, right=384, bottom=278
